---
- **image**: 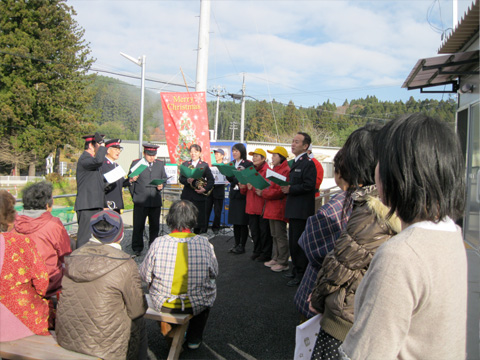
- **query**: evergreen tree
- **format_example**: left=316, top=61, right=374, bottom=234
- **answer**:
left=0, top=0, right=95, bottom=175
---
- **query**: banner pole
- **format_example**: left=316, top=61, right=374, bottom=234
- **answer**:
left=180, top=67, right=190, bottom=93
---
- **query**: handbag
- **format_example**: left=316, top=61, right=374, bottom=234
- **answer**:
left=294, top=314, right=322, bottom=359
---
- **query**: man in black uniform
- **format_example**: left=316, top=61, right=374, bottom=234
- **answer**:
left=281, top=132, right=317, bottom=286
left=128, top=144, right=167, bottom=256
left=74, top=132, right=107, bottom=249
left=204, top=149, right=227, bottom=234
left=100, top=139, right=127, bottom=213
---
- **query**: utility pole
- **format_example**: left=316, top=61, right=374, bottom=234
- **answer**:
left=230, top=121, right=238, bottom=141
left=195, top=0, right=211, bottom=92
left=240, top=74, right=246, bottom=143
left=120, top=52, right=146, bottom=158
left=211, top=85, right=225, bottom=140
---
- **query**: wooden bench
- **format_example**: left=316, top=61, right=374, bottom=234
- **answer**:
left=0, top=331, right=99, bottom=360
left=144, top=294, right=193, bottom=360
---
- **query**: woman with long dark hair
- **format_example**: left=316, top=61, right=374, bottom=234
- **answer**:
left=226, top=143, right=253, bottom=254
left=341, top=114, right=467, bottom=359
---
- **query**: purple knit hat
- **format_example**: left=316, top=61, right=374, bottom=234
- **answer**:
left=89, top=210, right=124, bottom=244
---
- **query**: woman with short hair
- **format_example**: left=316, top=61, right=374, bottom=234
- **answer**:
left=0, top=190, right=50, bottom=341
left=14, top=181, right=71, bottom=297
left=179, top=144, right=214, bottom=234
left=340, top=114, right=468, bottom=359
left=140, top=200, right=218, bottom=350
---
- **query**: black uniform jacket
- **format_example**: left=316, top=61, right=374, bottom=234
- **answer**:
left=128, top=158, right=167, bottom=207
left=74, top=146, right=108, bottom=211
left=225, top=159, right=253, bottom=201
left=179, top=160, right=214, bottom=202
left=100, top=158, right=129, bottom=210
left=285, top=154, right=317, bottom=220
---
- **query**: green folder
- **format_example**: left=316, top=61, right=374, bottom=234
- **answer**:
left=180, top=164, right=205, bottom=179
left=214, top=162, right=236, bottom=177
left=232, top=166, right=270, bottom=190
left=128, top=163, right=148, bottom=178
left=149, top=178, right=167, bottom=186
left=288, top=159, right=295, bottom=168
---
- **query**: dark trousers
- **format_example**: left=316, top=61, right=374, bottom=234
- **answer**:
left=132, top=205, right=161, bottom=252
left=233, top=224, right=249, bottom=247
left=249, top=214, right=273, bottom=259
left=76, top=208, right=102, bottom=249
left=289, top=218, right=309, bottom=280
left=162, top=307, right=211, bottom=343
left=191, top=199, right=207, bottom=233
left=205, top=196, right=224, bottom=230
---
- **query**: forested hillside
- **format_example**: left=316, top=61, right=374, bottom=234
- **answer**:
left=90, top=76, right=456, bottom=147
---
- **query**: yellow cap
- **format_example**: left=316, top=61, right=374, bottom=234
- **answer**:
left=248, top=148, right=267, bottom=158
left=267, top=146, right=288, bottom=159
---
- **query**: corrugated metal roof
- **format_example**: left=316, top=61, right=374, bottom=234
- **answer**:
left=438, top=0, right=479, bottom=54
left=402, top=50, right=479, bottom=91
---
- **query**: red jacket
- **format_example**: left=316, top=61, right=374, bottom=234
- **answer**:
left=262, top=160, right=290, bottom=221
left=14, top=211, right=72, bottom=297
left=240, top=161, right=270, bottom=215
left=312, top=157, right=324, bottom=198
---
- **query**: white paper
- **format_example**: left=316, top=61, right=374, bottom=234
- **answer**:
left=104, top=165, right=126, bottom=183
left=165, top=165, right=178, bottom=185
left=211, top=167, right=227, bottom=185
left=130, top=158, right=148, bottom=173
left=266, top=168, right=286, bottom=181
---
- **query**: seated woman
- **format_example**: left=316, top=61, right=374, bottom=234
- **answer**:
left=179, top=144, right=214, bottom=234
left=56, top=210, right=147, bottom=360
left=14, top=181, right=71, bottom=297
left=140, top=200, right=218, bottom=350
left=341, top=114, right=468, bottom=359
left=0, top=190, right=50, bottom=341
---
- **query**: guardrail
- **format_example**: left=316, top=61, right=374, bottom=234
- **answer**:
left=14, top=185, right=340, bottom=232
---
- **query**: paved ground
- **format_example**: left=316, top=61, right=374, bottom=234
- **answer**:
left=121, top=227, right=300, bottom=360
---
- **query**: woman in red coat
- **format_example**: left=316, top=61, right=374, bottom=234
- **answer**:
left=0, top=190, right=50, bottom=341
left=257, top=146, right=290, bottom=272
left=241, top=148, right=272, bottom=262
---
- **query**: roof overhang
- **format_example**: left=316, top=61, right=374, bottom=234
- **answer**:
left=402, top=50, right=479, bottom=93
left=438, top=0, right=479, bottom=54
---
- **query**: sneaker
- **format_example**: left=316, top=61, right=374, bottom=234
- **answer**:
left=232, top=245, right=245, bottom=254
left=187, top=341, right=202, bottom=350
left=271, top=264, right=289, bottom=272
left=264, top=259, right=277, bottom=267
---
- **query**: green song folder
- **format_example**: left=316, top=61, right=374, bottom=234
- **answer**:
left=180, top=165, right=205, bottom=179
left=213, top=162, right=236, bottom=177
left=232, top=166, right=270, bottom=190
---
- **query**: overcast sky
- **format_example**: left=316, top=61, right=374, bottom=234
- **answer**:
left=68, top=0, right=475, bottom=107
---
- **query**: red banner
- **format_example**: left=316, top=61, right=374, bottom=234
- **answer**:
left=161, top=92, right=211, bottom=165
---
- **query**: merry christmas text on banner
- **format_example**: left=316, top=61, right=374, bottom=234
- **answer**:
left=161, top=92, right=211, bottom=166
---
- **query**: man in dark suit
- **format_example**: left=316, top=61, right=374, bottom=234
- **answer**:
left=74, top=132, right=107, bottom=249
left=204, top=149, right=227, bottom=234
left=128, top=144, right=167, bottom=256
left=100, top=139, right=128, bottom=213
left=179, top=144, right=214, bottom=234
left=281, top=132, right=317, bottom=286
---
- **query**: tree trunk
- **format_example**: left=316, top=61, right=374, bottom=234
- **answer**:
left=28, top=161, right=36, bottom=176
left=54, top=146, right=61, bottom=173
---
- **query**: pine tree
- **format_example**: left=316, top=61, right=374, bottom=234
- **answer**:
left=0, top=0, right=95, bottom=175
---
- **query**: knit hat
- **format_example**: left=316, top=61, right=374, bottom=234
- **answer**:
left=267, top=146, right=288, bottom=159
left=90, top=210, right=124, bottom=244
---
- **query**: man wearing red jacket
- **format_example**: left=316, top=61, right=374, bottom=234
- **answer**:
left=14, top=181, right=72, bottom=297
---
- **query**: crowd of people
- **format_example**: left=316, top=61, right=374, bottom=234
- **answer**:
left=0, top=113, right=469, bottom=359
